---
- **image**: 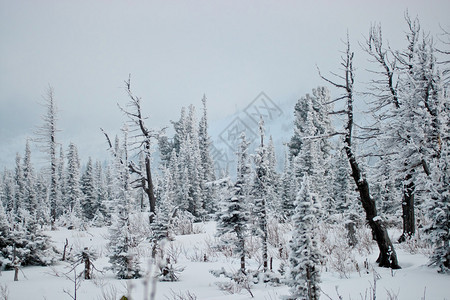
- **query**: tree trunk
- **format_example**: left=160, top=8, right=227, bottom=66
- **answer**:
left=399, top=172, right=415, bottom=243
left=145, top=155, right=156, bottom=224
left=346, top=148, right=401, bottom=269
left=239, top=235, right=246, bottom=274
left=82, top=249, right=91, bottom=280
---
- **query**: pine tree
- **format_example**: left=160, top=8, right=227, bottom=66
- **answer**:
left=35, top=173, right=50, bottom=226
left=151, top=167, right=175, bottom=244
left=57, top=145, right=65, bottom=217
left=199, top=95, right=217, bottom=215
left=1, top=207, right=58, bottom=270
left=81, top=157, right=96, bottom=221
left=108, top=133, right=141, bottom=279
left=288, top=87, right=333, bottom=220
left=13, top=153, right=24, bottom=218
left=286, top=175, right=322, bottom=300
left=331, top=147, right=356, bottom=215
left=93, top=160, right=108, bottom=224
left=252, top=117, right=270, bottom=274
left=217, top=133, right=251, bottom=274
left=426, top=122, right=449, bottom=272
left=280, top=149, right=295, bottom=220
left=65, top=143, right=83, bottom=219
left=0, top=201, right=12, bottom=263
left=1, top=169, right=15, bottom=214
left=22, top=140, right=37, bottom=214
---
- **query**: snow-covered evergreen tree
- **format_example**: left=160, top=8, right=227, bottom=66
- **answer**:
left=22, top=140, right=37, bottom=215
left=151, top=166, right=175, bottom=244
left=13, top=153, right=24, bottom=218
left=1, top=169, right=15, bottom=214
left=199, top=95, right=217, bottom=215
left=108, top=133, right=141, bottom=279
left=93, top=160, right=108, bottom=224
left=288, top=87, right=333, bottom=220
left=252, top=118, right=270, bottom=274
left=217, top=133, right=251, bottom=273
left=81, top=157, right=96, bottom=221
left=35, top=173, right=50, bottom=226
left=279, top=149, right=296, bottom=220
left=426, top=123, right=449, bottom=273
left=65, top=143, right=83, bottom=219
left=1, top=206, right=58, bottom=270
left=286, top=175, right=322, bottom=300
left=0, top=201, right=12, bottom=267
left=56, top=145, right=65, bottom=217
left=331, top=147, right=356, bottom=215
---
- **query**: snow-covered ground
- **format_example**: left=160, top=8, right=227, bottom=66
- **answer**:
left=0, top=222, right=448, bottom=300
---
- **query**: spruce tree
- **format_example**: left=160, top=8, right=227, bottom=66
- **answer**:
left=217, top=133, right=251, bottom=274
left=65, top=143, right=83, bottom=218
left=81, top=157, right=96, bottom=221
left=22, top=140, right=37, bottom=214
left=108, top=134, right=141, bottom=279
left=288, top=88, right=333, bottom=220
left=93, top=161, right=108, bottom=224
left=13, top=153, right=24, bottom=218
left=426, top=133, right=450, bottom=272
left=286, top=175, right=322, bottom=300
left=280, top=150, right=295, bottom=220
left=1, top=169, right=15, bottom=214
left=199, top=95, right=217, bottom=215
left=252, top=117, right=270, bottom=274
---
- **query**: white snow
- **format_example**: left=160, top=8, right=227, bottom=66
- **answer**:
left=0, top=222, right=448, bottom=300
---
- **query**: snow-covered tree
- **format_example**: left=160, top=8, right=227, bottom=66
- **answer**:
left=103, top=78, right=161, bottom=223
left=288, top=87, right=333, bottom=219
left=22, top=140, right=37, bottom=215
left=108, top=132, right=142, bottom=279
left=286, top=175, right=322, bottom=300
left=199, top=95, right=217, bottom=215
left=13, top=153, right=24, bottom=218
left=35, top=173, right=50, bottom=226
left=1, top=207, right=58, bottom=271
left=35, top=86, right=60, bottom=227
left=252, top=118, right=270, bottom=274
left=426, top=124, right=449, bottom=273
left=364, top=18, right=446, bottom=241
left=0, top=201, right=12, bottom=267
left=81, top=157, right=96, bottom=221
left=1, top=169, right=15, bottom=214
left=151, top=167, right=175, bottom=247
left=217, top=133, right=251, bottom=273
left=65, top=143, right=83, bottom=218
left=57, top=145, right=65, bottom=217
left=319, top=36, right=400, bottom=268
left=279, top=149, right=296, bottom=220
left=93, top=160, right=108, bottom=224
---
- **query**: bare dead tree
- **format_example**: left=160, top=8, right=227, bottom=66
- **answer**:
left=319, top=35, right=401, bottom=269
left=363, top=15, right=444, bottom=243
left=102, top=76, right=164, bottom=223
left=34, top=86, right=60, bottom=228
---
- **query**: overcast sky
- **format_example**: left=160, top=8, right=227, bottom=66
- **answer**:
left=1, top=0, right=449, bottom=169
